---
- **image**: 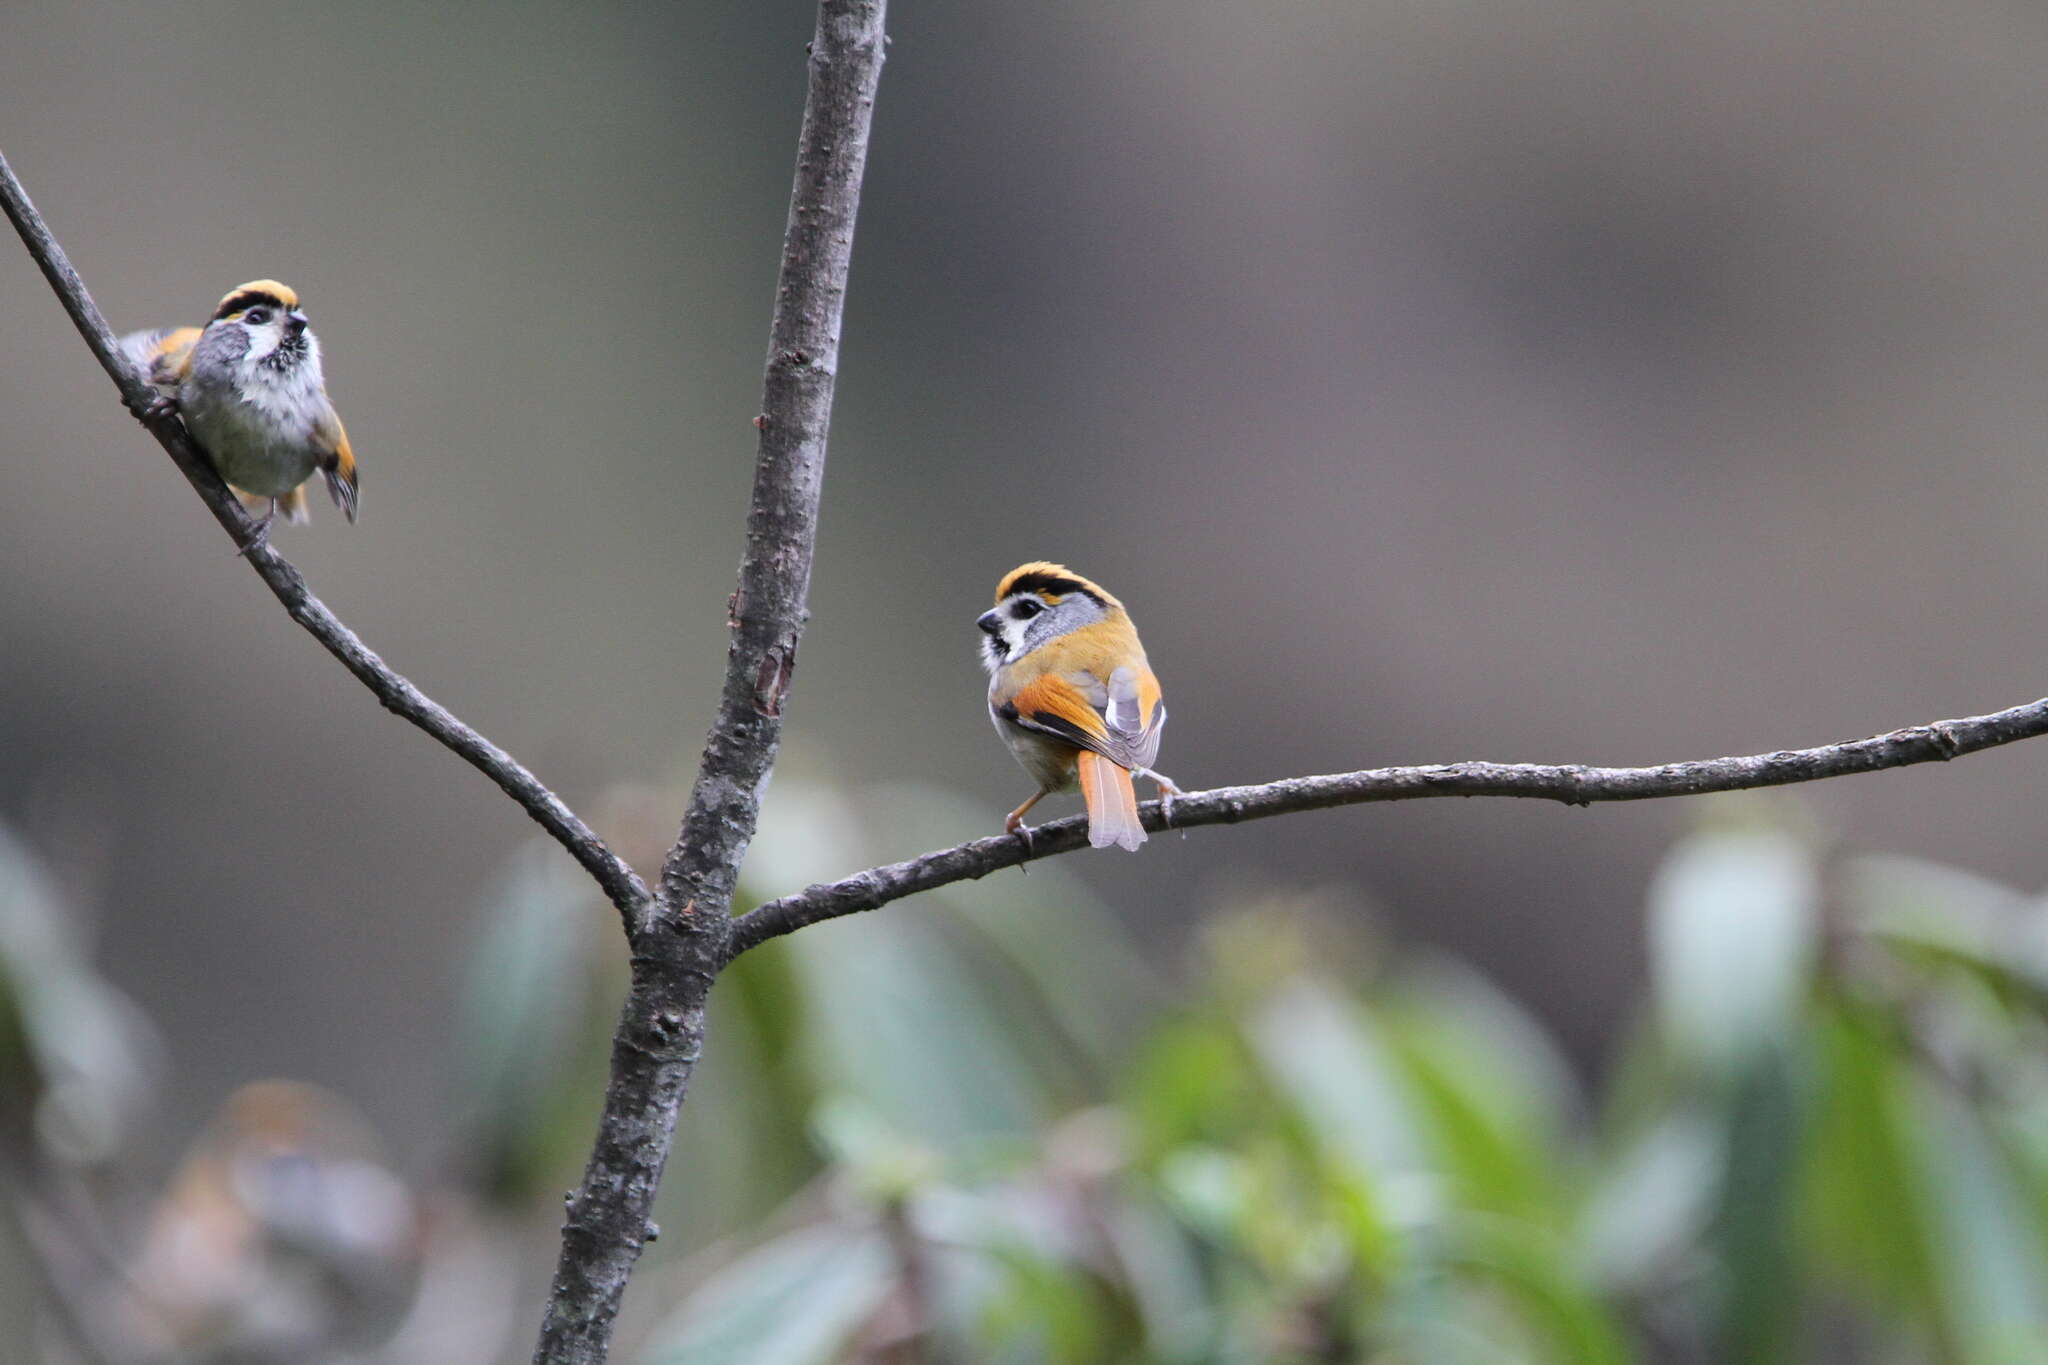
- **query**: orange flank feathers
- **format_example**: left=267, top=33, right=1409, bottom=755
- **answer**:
left=1009, top=673, right=1111, bottom=745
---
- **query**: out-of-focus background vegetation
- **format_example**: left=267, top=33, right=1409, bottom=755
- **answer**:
left=7, top=0, right=2048, bottom=1360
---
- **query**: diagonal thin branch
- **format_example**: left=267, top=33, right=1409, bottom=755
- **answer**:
left=728, top=695, right=2048, bottom=954
left=0, top=147, right=649, bottom=922
left=531, top=3, right=887, bottom=1361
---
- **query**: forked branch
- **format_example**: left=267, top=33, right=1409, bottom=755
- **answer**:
left=531, top=2, right=888, bottom=1362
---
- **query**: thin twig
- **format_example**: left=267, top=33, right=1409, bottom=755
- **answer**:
left=728, top=698, right=2048, bottom=954
left=0, top=147, right=649, bottom=923
left=530, top=3, right=887, bottom=1361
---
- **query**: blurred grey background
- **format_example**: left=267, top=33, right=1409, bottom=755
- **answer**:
left=7, top=0, right=2048, bottom=1171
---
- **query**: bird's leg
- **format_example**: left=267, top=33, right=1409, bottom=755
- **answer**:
left=138, top=392, right=180, bottom=424
left=1005, top=790, right=1048, bottom=860
left=234, top=501, right=277, bottom=558
left=1133, top=768, right=1185, bottom=832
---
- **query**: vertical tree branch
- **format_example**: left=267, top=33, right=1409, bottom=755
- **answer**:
left=652, top=0, right=883, bottom=931
left=531, top=3, right=887, bottom=1361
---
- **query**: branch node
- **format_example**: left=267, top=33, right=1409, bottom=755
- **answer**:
left=753, top=645, right=795, bottom=716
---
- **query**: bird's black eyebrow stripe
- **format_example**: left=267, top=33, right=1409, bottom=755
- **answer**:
left=1005, top=572, right=1101, bottom=604
left=212, top=289, right=288, bottom=320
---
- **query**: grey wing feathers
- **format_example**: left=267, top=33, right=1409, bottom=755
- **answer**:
left=117, top=329, right=172, bottom=384
left=117, top=327, right=198, bottom=390
left=1101, top=667, right=1165, bottom=771
left=1137, top=700, right=1165, bottom=769
left=1106, top=667, right=1144, bottom=736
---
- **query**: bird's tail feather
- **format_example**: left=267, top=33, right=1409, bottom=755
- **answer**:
left=1078, top=751, right=1145, bottom=851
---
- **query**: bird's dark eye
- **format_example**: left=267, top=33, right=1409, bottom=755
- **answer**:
left=244, top=308, right=270, bottom=325
left=1013, top=599, right=1043, bottom=620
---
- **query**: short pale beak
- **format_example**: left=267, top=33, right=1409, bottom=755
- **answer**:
left=287, top=311, right=308, bottom=334
left=976, top=610, right=1003, bottom=636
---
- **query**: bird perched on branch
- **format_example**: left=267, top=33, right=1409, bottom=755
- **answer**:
left=979, top=562, right=1180, bottom=850
left=122, top=280, right=359, bottom=550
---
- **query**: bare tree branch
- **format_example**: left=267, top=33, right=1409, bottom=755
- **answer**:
left=0, top=147, right=650, bottom=923
left=728, top=696, right=2048, bottom=954
left=531, top=3, right=887, bottom=1361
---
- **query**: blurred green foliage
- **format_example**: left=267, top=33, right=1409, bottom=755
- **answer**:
left=614, top=790, right=2048, bottom=1364
left=16, top=784, right=2048, bottom=1363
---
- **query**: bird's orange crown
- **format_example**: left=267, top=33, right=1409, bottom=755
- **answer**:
left=211, top=279, right=300, bottom=321
left=994, top=561, right=1125, bottom=613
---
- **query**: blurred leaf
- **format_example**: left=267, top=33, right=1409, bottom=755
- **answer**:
left=609, top=806, right=2048, bottom=1363
left=1709, top=1042, right=1807, bottom=1365
left=1200, top=902, right=1371, bottom=1012
left=1913, top=1078, right=2048, bottom=1365
left=879, top=783, right=1163, bottom=1079
left=888, top=1178, right=1152, bottom=1364
left=746, top=781, right=1129, bottom=1150
left=639, top=1226, right=893, bottom=1365
left=782, top=910, right=1052, bottom=1149
left=0, top=820, right=157, bottom=1165
left=1845, top=855, right=2048, bottom=1022
left=1390, top=957, right=1581, bottom=1127
left=1877, top=932, right=2048, bottom=1019
left=1994, top=1084, right=2048, bottom=1270
left=1099, top=1192, right=1217, bottom=1360
left=1127, top=1016, right=1260, bottom=1160
left=1843, top=855, right=2028, bottom=931
left=1578, top=1113, right=1719, bottom=1293
left=1648, top=827, right=1816, bottom=1074
left=976, top=1243, right=1131, bottom=1365
left=454, top=841, right=616, bottom=1203
left=810, top=1097, right=942, bottom=1201
left=1382, top=959, right=1580, bottom=1224
left=1155, top=1145, right=1250, bottom=1245
left=1800, top=995, right=1941, bottom=1324
left=690, top=940, right=836, bottom=1223
left=1246, top=977, right=1424, bottom=1183
left=1443, top=1214, right=1633, bottom=1365
left=1371, top=1274, right=1570, bottom=1365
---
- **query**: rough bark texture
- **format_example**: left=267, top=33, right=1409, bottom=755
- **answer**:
left=531, top=3, right=887, bottom=1361
left=728, top=697, right=2048, bottom=953
left=652, top=0, right=885, bottom=927
left=0, top=148, right=649, bottom=923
